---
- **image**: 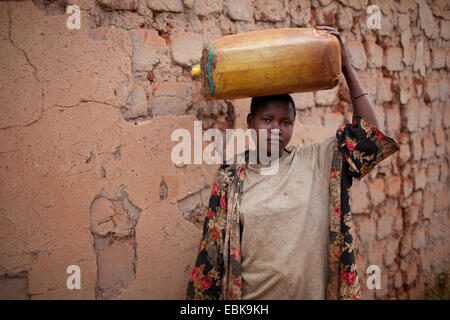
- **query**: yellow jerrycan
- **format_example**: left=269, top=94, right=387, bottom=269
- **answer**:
left=191, top=28, right=342, bottom=100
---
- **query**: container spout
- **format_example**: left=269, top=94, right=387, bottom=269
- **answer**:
left=191, top=64, right=202, bottom=76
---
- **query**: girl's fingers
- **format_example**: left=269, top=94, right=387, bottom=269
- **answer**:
left=316, top=25, right=337, bottom=32
left=316, top=26, right=346, bottom=46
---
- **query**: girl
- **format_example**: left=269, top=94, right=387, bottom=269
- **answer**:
left=186, top=26, right=400, bottom=300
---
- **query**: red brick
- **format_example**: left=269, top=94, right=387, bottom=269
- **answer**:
left=434, top=126, right=445, bottom=145
left=356, top=218, right=376, bottom=244
left=424, top=79, right=438, bottom=103
left=426, top=164, right=440, bottom=184
left=194, top=0, right=223, bottom=17
left=431, top=48, right=446, bottom=69
left=401, top=29, right=415, bottom=66
left=384, top=238, right=399, bottom=265
left=369, top=178, right=385, bottom=206
left=323, top=112, right=344, bottom=132
left=171, top=32, right=203, bottom=67
left=405, top=263, right=417, bottom=285
left=98, top=0, right=138, bottom=10
left=386, top=108, right=401, bottom=137
left=291, top=92, right=315, bottom=110
left=376, top=77, right=392, bottom=105
left=403, top=98, right=419, bottom=132
left=386, top=47, right=403, bottom=71
left=412, top=190, right=422, bottom=206
left=400, top=230, right=411, bottom=256
left=443, top=107, right=450, bottom=128
left=368, top=241, right=384, bottom=265
left=385, top=176, right=401, bottom=197
left=399, top=78, right=412, bottom=104
left=411, top=227, right=426, bottom=250
left=289, top=0, right=312, bottom=26
left=435, top=189, right=449, bottom=211
left=147, top=0, right=183, bottom=11
left=398, top=142, right=411, bottom=165
left=131, top=29, right=167, bottom=72
left=438, top=79, right=449, bottom=102
left=394, top=209, right=403, bottom=233
left=348, top=41, right=367, bottom=70
left=394, top=270, right=403, bottom=289
left=405, top=205, right=419, bottom=226
left=314, top=86, right=338, bottom=106
left=402, top=177, right=413, bottom=198
left=422, top=135, right=436, bottom=159
left=337, top=6, right=353, bottom=30
left=413, top=167, right=427, bottom=191
left=423, top=190, right=434, bottom=219
left=418, top=105, right=431, bottom=129
left=440, top=160, right=448, bottom=182
left=254, top=0, right=287, bottom=22
left=365, top=41, right=383, bottom=68
left=418, top=0, right=439, bottom=39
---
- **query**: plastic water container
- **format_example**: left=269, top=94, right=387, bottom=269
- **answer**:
left=191, top=28, right=342, bottom=100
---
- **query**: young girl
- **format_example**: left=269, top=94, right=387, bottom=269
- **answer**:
left=186, top=26, right=400, bottom=300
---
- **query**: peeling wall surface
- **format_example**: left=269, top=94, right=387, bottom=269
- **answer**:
left=0, top=0, right=449, bottom=300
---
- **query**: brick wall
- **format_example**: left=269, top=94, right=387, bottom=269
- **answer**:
left=0, top=0, right=448, bottom=299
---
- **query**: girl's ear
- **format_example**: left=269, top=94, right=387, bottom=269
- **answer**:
left=246, top=113, right=253, bottom=128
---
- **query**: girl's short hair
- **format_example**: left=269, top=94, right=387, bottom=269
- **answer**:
left=250, top=94, right=296, bottom=118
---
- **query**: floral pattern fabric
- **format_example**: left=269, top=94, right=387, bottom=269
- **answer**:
left=186, top=114, right=400, bottom=300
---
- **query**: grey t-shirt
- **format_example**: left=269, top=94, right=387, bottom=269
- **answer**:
left=239, top=135, right=337, bottom=300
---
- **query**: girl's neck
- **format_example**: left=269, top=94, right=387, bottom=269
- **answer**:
left=255, top=148, right=285, bottom=164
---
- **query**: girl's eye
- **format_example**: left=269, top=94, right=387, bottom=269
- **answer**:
left=263, top=118, right=271, bottom=123
left=283, top=121, right=292, bottom=126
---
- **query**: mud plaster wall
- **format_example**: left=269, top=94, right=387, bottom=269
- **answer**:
left=0, top=0, right=448, bottom=300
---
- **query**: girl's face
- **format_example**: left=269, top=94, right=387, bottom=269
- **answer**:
left=247, top=100, right=295, bottom=156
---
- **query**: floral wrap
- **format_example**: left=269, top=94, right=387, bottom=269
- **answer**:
left=186, top=114, right=400, bottom=300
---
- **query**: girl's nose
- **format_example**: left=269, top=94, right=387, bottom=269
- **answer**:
left=269, top=121, right=280, bottom=131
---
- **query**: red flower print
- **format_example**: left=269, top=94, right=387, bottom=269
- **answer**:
left=330, top=167, right=336, bottom=180
left=329, top=246, right=342, bottom=262
left=340, top=269, right=356, bottom=286
left=207, top=209, right=213, bottom=220
left=335, top=247, right=342, bottom=259
left=191, top=267, right=200, bottom=282
left=233, top=247, right=240, bottom=261
left=345, top=136, right=357, bottom=152
left=234, top=276, right=242, bottom=288
left=345, top=271, right=356, bottom=286
left=200, top=276, right=212, bottom=290
left=212, top=181, right=218, bottom=196
left=334, top=203, right=341, bottom=219
left=221, top=194, right=227, bottom=210
left=237, top=166, right=246, bottom=178
left=211, top=229, right=218, bottom=241
left=228, top=291, right=234, bottom=300
left=371, top=126, right=387, bottom=141
left=339, top=124, right=345, bottom=131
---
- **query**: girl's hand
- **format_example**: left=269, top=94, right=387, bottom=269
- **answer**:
left=315, top=26, right=352, bottom=73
